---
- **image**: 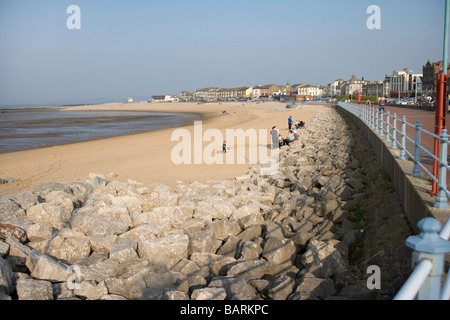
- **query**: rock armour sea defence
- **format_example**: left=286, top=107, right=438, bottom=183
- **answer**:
left=0, top=107, right=402, bottom=300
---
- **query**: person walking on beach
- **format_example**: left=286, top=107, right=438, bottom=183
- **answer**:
left=270, top=126, right=279, bottom=149
left=223, top=141, right=227, bottom=153
left=288, top=116, right=293, bottom=130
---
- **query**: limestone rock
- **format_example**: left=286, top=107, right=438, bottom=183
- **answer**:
left=74, top=280, right=109, bottom=300
left=16, top=278, right=53, bottom=300
left=292, top=277, right=336, bottom=300
left=208, top=276, right=258, bottom=300
left=147, top=206, right=192, bottom=224
left=262, top=237, right=296, bottom=265
left=208, top=220, right=241, bottom=241
left=28, top=250, right=71, bottom=282
left=226, top=260, right=269, bottom=280
left=32, top=182, right=73, bottom=200
left=8, top=192, right=42, bottom=211
left=191, top=287, right=227, bottom=300
left=110, top=237, right=138, bottom=263
left=0, top=257, right=14, bottom=295
left=229, top=203, right=261, bottom=221
left=0, top=197, right=26, bottom=223
left=45, top=229, right=91, bottom=263
left=138, top=234, right=189, bottom=268
left=26, top=203, right=70, bottom=229
left=190, top=252, right=236, bottom=276
left=0, top=241, right=9, bottom=258
left=267, top=275, right=296, bottom=300
left=98, top=205, right=133, bottom=228
left=301, top=239, right=347, bottom=278
left=188, top=229, right=216, bottom=255
left=70, top=212, right=129, bottom=237
left=0, top=223, right=27, bottom=243
left=26, top=223, right=54, bottom=242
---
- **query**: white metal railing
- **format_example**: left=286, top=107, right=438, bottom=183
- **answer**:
left=394, top=218, right=450, bottom=300
left=394, top=259, right=434, bottom=300
left=338, top=101, right=449, bottom=209
left=337, top=102, right=450, bottom=300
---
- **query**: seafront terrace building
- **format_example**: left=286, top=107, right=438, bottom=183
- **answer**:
left=180, top=91, right=195, bottom=102
left=252, top=84, right=281, bottom=99
left=151, top=95, right=180, bottom=103
left=422, top=60, right=450, bottom=98
left=296, top=84, right=323, bottom=101
left=389, top=68, right=423, bottom=99
left=362, top=81, right=386, bottom=99
left=193, top=85, right=289, bottom=101
left=340, top=75, right=365, bottom=96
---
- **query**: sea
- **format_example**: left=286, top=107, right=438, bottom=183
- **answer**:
left=0, top=105, right=200, bottom=154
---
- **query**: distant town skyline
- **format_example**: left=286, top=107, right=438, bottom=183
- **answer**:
left=0, top=0, right=447, bottom=106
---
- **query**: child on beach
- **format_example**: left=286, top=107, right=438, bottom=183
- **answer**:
left=223, top=141, right=227, bottom=153
left=288, top=116, right=293, bottom=130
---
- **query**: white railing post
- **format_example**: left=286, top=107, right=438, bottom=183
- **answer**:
left=385, top=111, right=391, bottom=142
left=404, top=218, right=450, bottom=300
left=434, top=129, right=449, bottom=209
left=412, top=121, right=422, bottom=178
left=371, top=106, right=375, bottom=129
left=399, top=116, right=407, bottom=160
left=392, top=113, right=398, bottom=149
left=380, top=109, right=384, bottom=136
left=365, top=104, right=369, bottom=123
left=375, top=108, right=380, bottom=133
left=363, top=104, right=367, bottom=123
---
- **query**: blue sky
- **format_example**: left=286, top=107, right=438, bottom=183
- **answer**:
left=0, top=0, right=447, bottom=106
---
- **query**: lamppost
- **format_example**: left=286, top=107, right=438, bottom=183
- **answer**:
left=432, top=0, right=449, bottom=195
left=409, top=69, right=413, bottom=102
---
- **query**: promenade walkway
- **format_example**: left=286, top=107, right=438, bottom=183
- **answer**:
left=376, top=105, right=450, bottom=186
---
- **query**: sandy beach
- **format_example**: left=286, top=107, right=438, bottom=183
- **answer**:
left=0, top=102, right=321, bottom=196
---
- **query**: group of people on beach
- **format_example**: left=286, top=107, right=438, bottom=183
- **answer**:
left=270, top=116, right=304, bottom=149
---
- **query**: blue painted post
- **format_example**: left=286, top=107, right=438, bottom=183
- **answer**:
left=375, top=109, right=380, bottom=133
left=412, top=121, right=422, bottom=177
left=399, top=116, right=407, bottom=160
left=392, top=113, right=398, bottom=149
left=363, top=104, right=366, bottom=123
left=386, top=111, right=391, bottom=142
left=380, top=110, right=384, bottom=136
left=434, top=129, right=449, bottom=209
left=365, top=106, right=369, bottom=123
left=406, top=218, right=450, bottom=300
left=371, top=106, right=375, bottom=128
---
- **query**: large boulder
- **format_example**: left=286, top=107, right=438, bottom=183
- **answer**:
left=146, top=206, right=192, bottom=224
left=27, top=250, right=71, bottom=282
left=0, top=223, right=27, bottom=243
left=45, top=228, right=91, bottom=263
left=262, top=237, right=297, bottom=265
left=0, top=197, right=26, bottom=223
left=0, top=257, right=14, bottom=295
left=16, top=278, right=54, bottom=300
left=138, top=234, right=189, bottom=269
left=208, top=276, right=259, bottom=300
left=300, top=239, right=347, bottom=278
left=26, top=203, right=70, bottom=229
left=70, top=212, right=129, bottom=237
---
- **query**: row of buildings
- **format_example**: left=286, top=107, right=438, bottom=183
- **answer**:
left=324, top=59, right=450, bottom=102
left=150, top=59, right=449, bottom=104
left=178, top=83, right=326, bottom=103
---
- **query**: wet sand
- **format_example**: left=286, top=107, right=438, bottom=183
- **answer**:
left=0, top=101, right=322, bottom=196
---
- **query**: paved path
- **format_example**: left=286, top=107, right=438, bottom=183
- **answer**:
left=380, top=106, right=450, bottom=188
